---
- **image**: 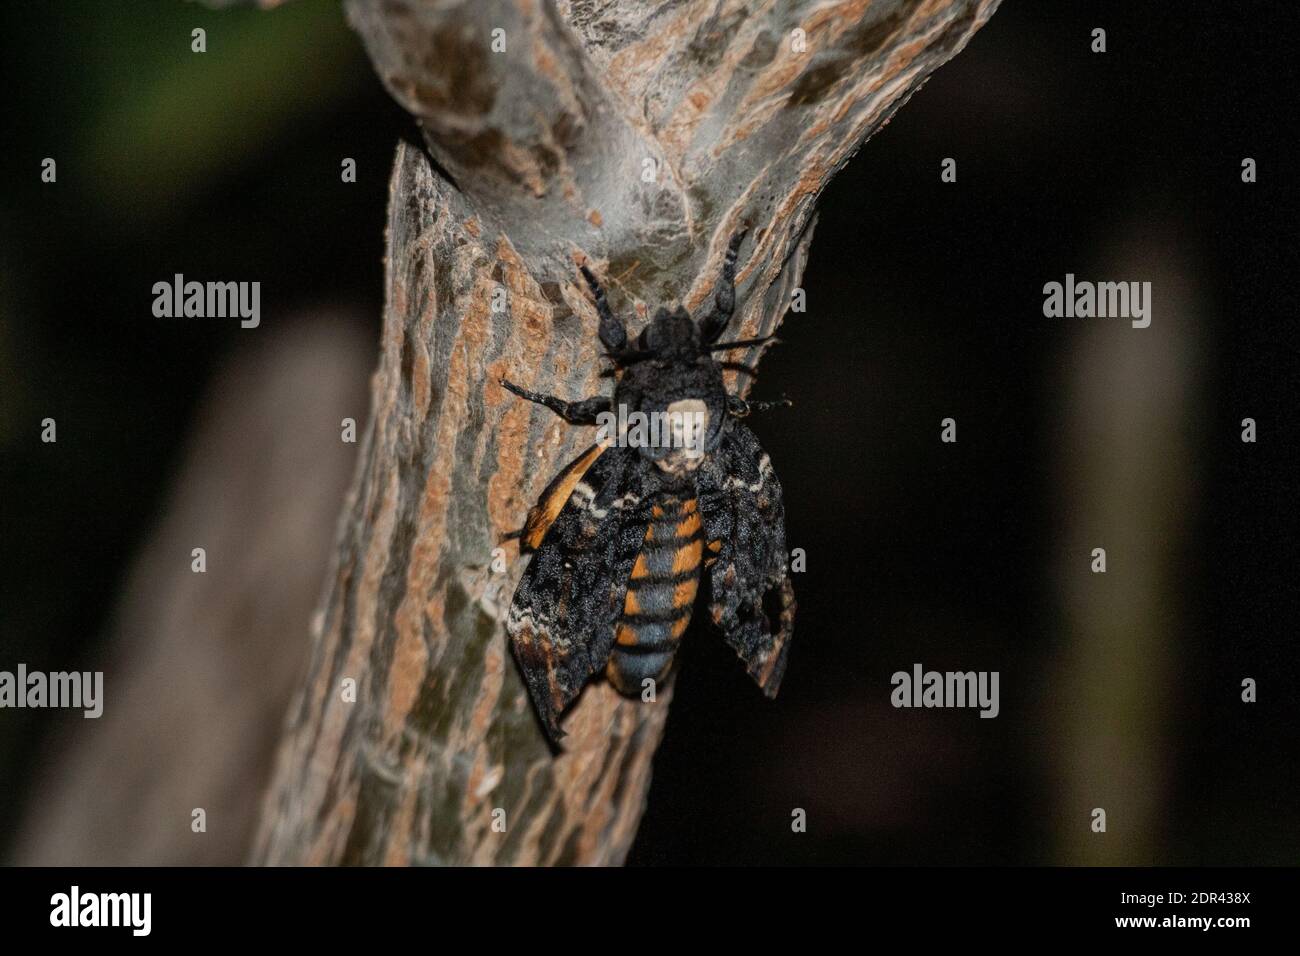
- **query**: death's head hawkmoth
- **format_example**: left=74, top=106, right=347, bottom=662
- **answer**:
left=502, top=229, right=795, bottom=744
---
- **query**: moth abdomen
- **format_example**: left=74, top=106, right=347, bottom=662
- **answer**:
left=607, top=495, right=703, bottom=694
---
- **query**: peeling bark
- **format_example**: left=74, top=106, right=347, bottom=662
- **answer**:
left=254, top=0, right=1000, bottom=866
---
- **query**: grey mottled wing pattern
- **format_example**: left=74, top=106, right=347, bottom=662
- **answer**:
left=696, top=421, right=795, bottom=695
left=506, top=444, right=652, bottom=742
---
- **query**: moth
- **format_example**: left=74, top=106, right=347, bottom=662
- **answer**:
left=502, top=229, right=795, bottom=744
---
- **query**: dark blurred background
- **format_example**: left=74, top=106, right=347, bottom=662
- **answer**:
left=1, top=0, right=1296, bottom=865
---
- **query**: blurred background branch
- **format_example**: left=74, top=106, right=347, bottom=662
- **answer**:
left=14, top=318, right=371, bottom=864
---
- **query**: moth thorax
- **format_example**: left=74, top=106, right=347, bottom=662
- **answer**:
left=654, top=399, right=708, bottom=474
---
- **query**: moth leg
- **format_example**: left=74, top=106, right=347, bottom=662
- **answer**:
left=501, top=379, right=609, bottom=425
left=579, top=264, right=628, bottom=356
left=727, top=395, right=792, bottom=418
left=698, top=227, right=748, bottom=345
left=709, top=334, right=781, bottom=353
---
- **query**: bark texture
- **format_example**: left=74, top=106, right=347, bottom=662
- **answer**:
left=254, top=0, right=1001, bottom=866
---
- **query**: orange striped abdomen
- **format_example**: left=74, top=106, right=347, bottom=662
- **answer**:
left=607, top=496, right=703, bottom=694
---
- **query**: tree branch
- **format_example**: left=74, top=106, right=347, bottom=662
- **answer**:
left=254, top=0, right=1000, bottom=866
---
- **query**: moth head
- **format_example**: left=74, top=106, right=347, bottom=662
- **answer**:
left=635, top=305, right=699, bottom=359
